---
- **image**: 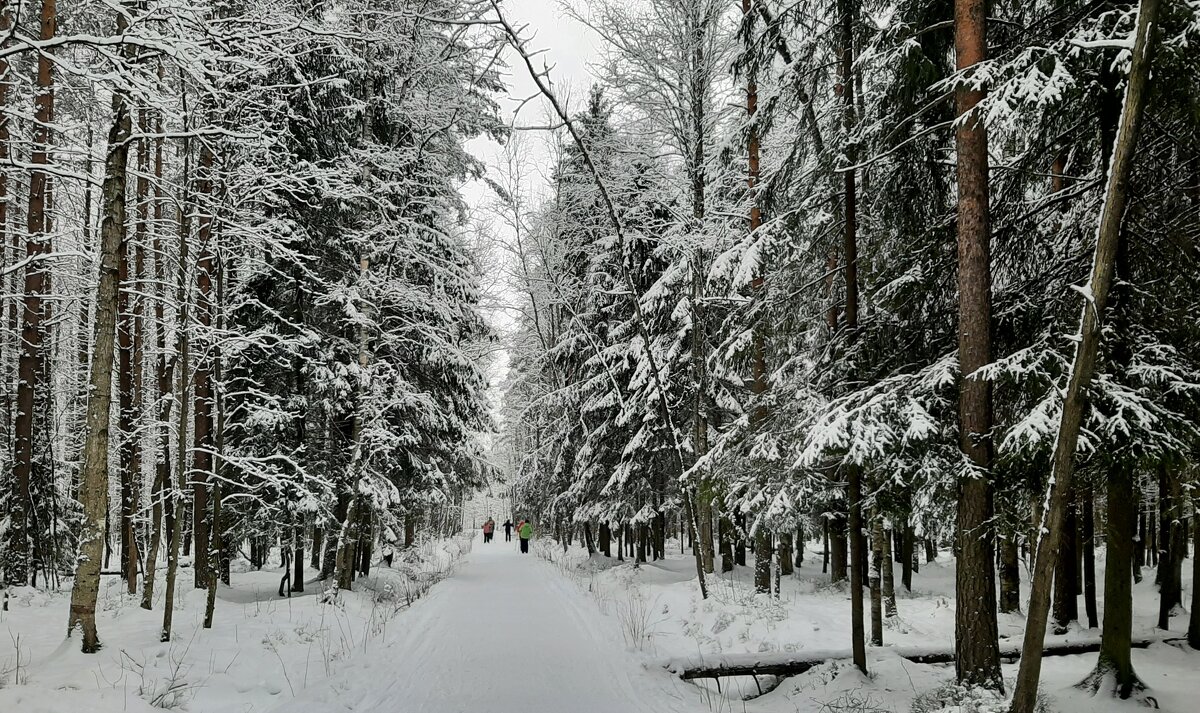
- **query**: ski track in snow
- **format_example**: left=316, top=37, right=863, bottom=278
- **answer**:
left=282, top=536, right=707, bottom=713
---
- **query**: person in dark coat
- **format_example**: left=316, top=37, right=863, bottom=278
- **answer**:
left=503, top=519, right=514, bottom=542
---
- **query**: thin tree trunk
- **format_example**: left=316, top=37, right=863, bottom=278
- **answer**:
left=999, top=537, right=1021, bottom=614
left=140, top=94, right=168, bottom=610
left=1009, top=1, right=1161, bottom=706
left=118, top=172, right=136, bottom=593
left=1188, top=495, right=1200, bottom=649
left=719, top=513, right=733, bottom=572
left=882, top=526, right=897, bottom=618
left=311, top=526, right=322, bottom=569
left=754, top=528, right=771, bottom=593
left=66, top=63, right=130, bottom=653
left=870, top=514, right=884, bottom=646
left=162, top=103, right=193, bottom=642
left=292, top=521, right=305, bottom=592
left=735, top=512, right=747, bottom=567
left=191, top=145, right=215, bottom=588
left=830, top=514, right=847, bottom=582
left=1053, top=493, right=1079, bottom=632
left=9, top=0, right=57, bottom=589
left=779, top=531, right=793, bottom=577
left=1083, top=484, right=1098, bottom=628
left=1157, top=462, right=1183, bottom=629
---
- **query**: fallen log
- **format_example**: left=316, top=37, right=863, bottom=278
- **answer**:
left=667, top=637, right=1167, bottom=680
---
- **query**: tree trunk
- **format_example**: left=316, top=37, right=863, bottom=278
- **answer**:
left=779, top=531, right=794, bottom=576
left=310, top=527, right=322, bottom=569
left=162, top=122, right=193, bottom=643
left=719, top=514, right=733, bottom=572
left=599, top=522, right=611, bottom=557
left=141, top=99, right=169, bottom=611
left=901, top=524, right=914, bottom=591
left=953, top=0, right=1001, bottom=691
left=869, top=514, right=884, bottom=646
left=1009, top=2, right=1160, bottom=706
left=754, top=528, right=771, bottom=594
left=1053, top=493, right=1079, bottom=632
left=9, top=0, right=57, bottom=589
left=1188, top=496, right=1200, bottom=649
left=292, top=521, right=305, bottom=592
left=583, top=521, right=597, bottom=556
left=1135, top=499, right=1146, bottom=573
left=830, top=514, right=847, bottom=583
left=118, top=182, right=137, bottom=593
left=1083, top=485, right=1098, bottom=628
left=822, top=519, right=830, bottom=574
left=191, top=145, right=216, bottom=588
left=795, top=526, right=805, bottom=568
left=1082, top=465, right=1143, bottom=697
left=698, top=489, right=714, bottom=574
left=66, top=72, right=130, bottom=653
left=882, top=527, right=897, bottom=618
left=735, top=513, right=747, bottom=567
left=999, top=537, right=1021, bottom=614
left=1157, top=462, right=1183, bottom=629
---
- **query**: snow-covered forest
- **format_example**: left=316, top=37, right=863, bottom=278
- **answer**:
left=0, top=0, right=1198, bottom=711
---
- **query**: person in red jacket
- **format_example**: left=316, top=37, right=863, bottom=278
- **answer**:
left=482, top=517, right=495, bottom=543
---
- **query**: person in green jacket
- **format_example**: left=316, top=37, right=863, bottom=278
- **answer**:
left=518, top=520, right=533, bottom=553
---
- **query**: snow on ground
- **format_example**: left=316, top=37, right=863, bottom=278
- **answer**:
left=282, top=534, right=708, bottom=713
left=0, top=535, right=472, bottom=713
left=3, top=532, right=1197, bottom=713
left=540, top=540, right=1200, bottom=713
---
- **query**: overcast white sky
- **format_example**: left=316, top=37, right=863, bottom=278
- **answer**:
left=465, top=0, right=602, bottom=421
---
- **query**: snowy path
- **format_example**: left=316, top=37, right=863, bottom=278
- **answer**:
left=284, top=536, right=708, bottom=713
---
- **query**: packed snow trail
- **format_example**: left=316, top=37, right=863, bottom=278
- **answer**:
left=283, top=535, right=708, bottom=713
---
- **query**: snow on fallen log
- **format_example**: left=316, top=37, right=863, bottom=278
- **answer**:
left=666, top=637, right=1167, bottom=679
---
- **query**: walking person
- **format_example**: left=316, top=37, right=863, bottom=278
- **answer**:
left=503, top=518, right=513, bottom=542
left=483, top=517, right=495, bottom=543
left=518, top=519, right=533, bottom=554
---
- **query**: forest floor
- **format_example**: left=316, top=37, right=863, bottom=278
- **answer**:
left=539, top=539, right=1200, bottom=713
left=2, top=532, right=1197, bottom=713
left=0, top=535, right=473, bottom=712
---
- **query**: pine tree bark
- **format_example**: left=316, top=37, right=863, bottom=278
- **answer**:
left=162, top=118, right=193, bottom=642
left=118, top=178, right=137, bottom=592
left=0, top=9, right=11, bottom=572
left=1053, top=494, right=1079, bottom=632
left=953, top=0, right=1001, bottom=691
left=719, top=514, right=734, bottom=572
left=754, top=528, right=771, bottom=593
left=779, top=531, right=793, bottom=576
left=830, top=514, right=848, bottom=582
left=1009, top=1, right=1160, bottom=707
left=141, top=100, right=170, bottom=610
left=999, top=537, right=1021, bottom=614
left=900, top=523, right=913, bottom=591
left=869, top=513, right=883, bottom=646
left=66, top=69, right=131, bottom=654
left=191, top=145, right=216, bottom=588
left=1157, top=462, right=1183, bottom=629
left=1083, top=484, right=1098, bottom=628
left=735, top=512, right=747, bottom=567
left=839, top=0, right=865, bottom=674
left=1188, top=496, right=1200, bottom=649
left=882, top=526, right=897, bottom=618
left=9, top=0, right=57, bottom=588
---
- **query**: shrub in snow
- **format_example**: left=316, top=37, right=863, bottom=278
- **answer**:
left=909, top=683, right=1048, bottom=713
left=816, top=689, right=894, bottom=713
